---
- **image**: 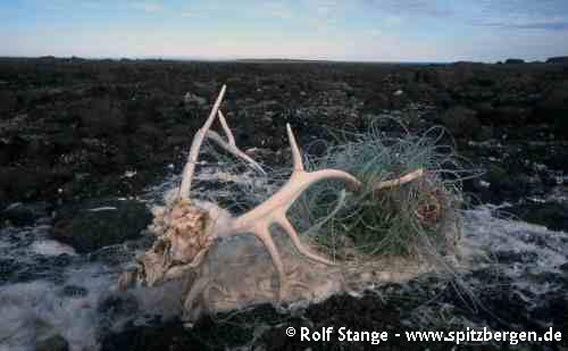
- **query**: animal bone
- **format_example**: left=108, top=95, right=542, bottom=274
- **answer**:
left=178, top=85, right=265, bottom=199
left=202, top=123, right=361, bottom=298
left=375, top=168, right=424, bottom=191
left=119, top=85, right=426, bottom=303
left=121, top=86, right=360, bottom=297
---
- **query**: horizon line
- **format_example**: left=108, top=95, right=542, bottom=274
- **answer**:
left=2, top=54, right=554, bottom=65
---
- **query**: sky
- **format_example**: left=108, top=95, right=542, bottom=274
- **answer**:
left=1, top=0, right=568, bottom=62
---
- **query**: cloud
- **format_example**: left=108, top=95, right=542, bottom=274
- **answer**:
left=313, top=0, right=338, bottom=16
left=262, top=1, right=294, bottom=20
left=514, top=21, right=568, bottom=30
left=468, top=0, right=568, bottom=31
left=363, top=0, right=453, bottom=18
left=472, top=16, right=568, bottom=31
left=131, top=1, right=162, bottom=13
left=302, top=0, right=345, bottom=32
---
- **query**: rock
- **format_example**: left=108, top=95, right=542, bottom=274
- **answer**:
left=464, top=164, right=532, bottom=204
left=36, top=334, right=69, bottom=351
left=472, top=101, right=494, bottom=121
left=0, top=258, right=17, bottom=284
left=51, top=199, right=152, bottom=253
left=474, top=125, right=494, bottom=141
left=0, top=90, right=17, bottom=114
left=183, top=92, right=206, bottom=107
left=508, top=202, right=568, bottom=232
left=61, top=285, right=88, bottom=298
left=1, top=202, right=50, bottom=227
left=1, top=253, right=74, bottom=284
left=440, top=105, right=480, bottom=138
left=0, top=167, right=46, bottom=204
left=493, top=105, right=531, bottom=125
left=102, top=320, right=195, bottom=351
left=535, top=84, right=568, bottom=137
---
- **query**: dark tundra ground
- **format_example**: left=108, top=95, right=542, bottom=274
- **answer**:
left=1, top=57, right=568, bottom=350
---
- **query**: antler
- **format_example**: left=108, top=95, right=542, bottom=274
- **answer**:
left=178, top=85, right=265, bottom=200
left=119, top=84, right=433, bottom=312
left=175, top=85, right=424, bottom=300
left=205, top=111, right=264, bottom=175
left=212, top=123, right=362, bottom=298
left=375, top=168, right=424, bottom=191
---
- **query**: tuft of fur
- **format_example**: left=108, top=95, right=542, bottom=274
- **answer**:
left=119, top=199, right=214, bottom=289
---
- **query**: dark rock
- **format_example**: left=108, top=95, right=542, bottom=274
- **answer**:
left=0, top=168, right=46, bottom=203
left=0, top=258, right=17, bottom=284
left=101, top=320, right=198, bottom=351
left=51, top=199, right=151, bottom=253
left=473, top=125, right=494, bottom=141
left=77, top=97, right=126, bottom=138
left=494, top=250, right=538, bottom=264
left=508, top=202, right=568, bottom=232
left=471, top=102, right=494, bottom=122
left=1, top=202, right=50, bottom=227
left=61, top=285, right=88, bottom=298
left=0, top=90, right=17, bottom=114
left=9, top=254, right=73, bottom=284
left=493, top=105, right=530, bottom=125
left=36, top=334, right=69, bottom=351
left=0, top=253, right=76, bottom=285
left=440, top=105, right=480, bottom=138
left=488, top=165, right=532, bottom=203
left=535, top=84, right=568, bottom=136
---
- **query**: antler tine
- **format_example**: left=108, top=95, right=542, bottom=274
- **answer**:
left=204, top=109, right=265, bottom=174
left=205, top=129, right=266, bottom=174
left=375, top=168, right=424, bottom=190
left=278, top=215, right=333, bottom=265
left=217, top=110, right=236, bottom=146
left=179, top=84, right=227, bottom=200
left=285, top=124, right=361, bottom=190
left=286, top=123, right=304, bottom=172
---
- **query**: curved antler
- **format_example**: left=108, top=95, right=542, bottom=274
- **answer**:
left=178, top=85, right=265, bottom=199
left=179, top=85, right=227, bottom=199
left=120, top=85, right=426, bottom=305
left=213, top=123, right=361, bottom=298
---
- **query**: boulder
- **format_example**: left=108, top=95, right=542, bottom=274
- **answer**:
left=508, top=202, right=568, bottom=232
left=1, top=202, right=50, bottom=227
left=51, top=199, right=151, bottom=253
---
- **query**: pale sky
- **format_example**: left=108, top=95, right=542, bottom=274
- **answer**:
left=2, top=0, right=568, bottom=62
